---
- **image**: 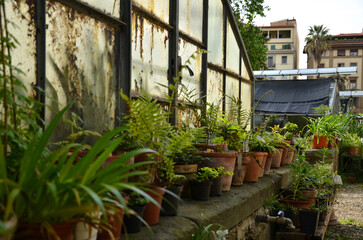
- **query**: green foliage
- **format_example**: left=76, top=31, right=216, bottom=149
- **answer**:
left=215, top=167, right=233, bottom=177
left=288, top=155, right=314, bottom=200
left=0, top=106, right=158, bottom=229
left=230, top=0, right=270, bottom=70
left=128, top=192, right=149, bottom=206
left=343, top=133, right=361, bottom=147
left=283, top=122, right=298, bottom=140
left=194, top=167, right=219, bottom=183
left=191, top=223, right=227, bottom=240
left=121, top=90, right=171, bottom=151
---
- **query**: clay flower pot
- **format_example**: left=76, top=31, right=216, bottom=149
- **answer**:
left=258, top=154, right=267, bottom=178
left=347, top=146, right=360, bottom=155
left=271, top=148, right=283, bottom=168
left=301, top=188, right=317, bottom=201
left=199, top=151, right=238, bottom=191
left=264, top=152, right=273, bottom=174
left=232, top=152, right=251, bottom=186
left=16, top=223, right=74, bottom=240
left=244, top=152, right=267, bottom=182
left=312, top=136, right=328, bottom=149
left=285, top=146, right=295, bottom=165
left=278, top=198, right=315, bottom=210
left=143, top=186, right=165, bottom=226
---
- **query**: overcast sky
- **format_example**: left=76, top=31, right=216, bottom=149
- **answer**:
left=254, top=0, right=363, bottom=69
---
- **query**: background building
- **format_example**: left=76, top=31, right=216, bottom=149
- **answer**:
left=260, top=19, right=300, bottom=79
left=306, top=32, right=363, bottom=112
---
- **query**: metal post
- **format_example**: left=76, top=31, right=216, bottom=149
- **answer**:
left=117, top=0, right=132, bottom=120
left=168, top=0, right=179, bottom=126
left=201, top=0, right=209, bottom=99
left=222, top=5, right=227, bottom=112
left=36, top=0, right=46, bottom=125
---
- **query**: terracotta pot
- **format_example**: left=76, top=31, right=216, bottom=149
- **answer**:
left=264, top=152, right=273, bottom=174
left=347, top=146, right=360, bottom=155
left=16, top=222, right=74, bottom=240
left=232, top=152, right=251, bottom=186
left=312, top=136, right=328, bottom=149
left=142, top=186, right=165, bottom=226
left=285, top=147, right=295, bottom=165
left=173, top=164, right=198, bottom=198
left=258, top=154, right=267, bottom=178
left=271, top=148, right=283, bottom=168
left=244, top=152, right=267, bottom=182
left=97, top=197, right=128, bottom=240
left=194, top=144, right=228, bottom=152
left=199, top=151, right=238, bottom=191
left=301, top=189, right=317, bottom=201
left=278, top=198, right=315, bottom=210
left=280, top=141, right=291, bottom=165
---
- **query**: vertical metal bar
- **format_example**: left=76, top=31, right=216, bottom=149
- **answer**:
left=239, top=50, right=242, bottom=100
left=168, top=0, right=179, bottom=126
left=201, top=0, right=209, bottom=99
left=36, top=0, right=46, bottom=125
left=222, top=4, right=227, bottom=112
left=118, top=0, right=132, bottom=120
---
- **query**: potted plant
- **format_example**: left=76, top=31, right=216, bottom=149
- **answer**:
left=210, top=167, right=234, bottom=196
left=269, top=125, right=287, bottom=167
left=190, top=167, right=218, bottom=201
left=278, top=155, right=316, bottom=210
left=343, top=133, right=361, bottom=155
left=0, top=107, right=158, bottom=239
left=123, top=193, right=149, bottom=234
left=299, top=206, right=319, bottom=235
left=304, top=117, right=329, bottom=149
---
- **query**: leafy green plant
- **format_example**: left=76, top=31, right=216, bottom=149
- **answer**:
left=128, top=192, right=149, bottom=207
left=0, top=106, right=158, bottom=237
left=343, top=133, right=361, bottom=147
left=191, top=223, right=227, bottom=240
left=121, top=90, right=171, bottom=151
left=215, top=167, right=233, bottom=177
left=283, top=122, right=298, bottom=140
left=194, top=167, right=219, bottom=183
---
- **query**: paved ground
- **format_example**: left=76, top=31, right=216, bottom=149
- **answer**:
left=325, top=183, right=363, bottom=240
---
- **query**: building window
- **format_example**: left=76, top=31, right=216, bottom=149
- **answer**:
left=350, top=49, right=358, bottom=56
left=349, top=78, right=357, bottom=90
left=282, top=44, right=291, bottom=50
left=321, top=51, right=326, bottom=57
left=268, top=56, right=274, bottom=68
left=338, top=49, right=345, bottom=56
left=338, top=63, right=344, bottom=67
left=281, top=56, right=287, bottom=64
left=319, top=63, right=325, bottom=68
left=271, top=45, right=276, bottom=50
left=350, top=63, right=357, bottom=67
left=279, top=30, right=291, bottom=38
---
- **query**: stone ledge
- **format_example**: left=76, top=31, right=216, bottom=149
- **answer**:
left=121, top=166, right=291, bottom=240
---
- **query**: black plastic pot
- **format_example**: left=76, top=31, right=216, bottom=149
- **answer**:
left=123, top=204, right=145, bottom=234
left=299, top=209, right=319, bottom=235
left=190, top=180, right=213, bottom=201
left=210, top=176, right=223, bottom=196
left=161, top=185, right=183, bottom=216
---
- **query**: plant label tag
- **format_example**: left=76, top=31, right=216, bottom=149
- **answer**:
left=333, top=175, right=343, bottom=185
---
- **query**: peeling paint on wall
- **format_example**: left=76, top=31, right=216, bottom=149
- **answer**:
left=7, top=0, right=37, bottom=92
left=131, top=12, right=169, bottom=99
left=207, top=68, right=223, bottom=107
left=46, top=1, right=117, bottom=142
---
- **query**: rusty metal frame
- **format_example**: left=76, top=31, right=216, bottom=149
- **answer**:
left=168, top=0, right=179, bottom=126
left=208, top=62, right=251, bottom=84
left=132, top=3, right=173, bottom=31
left=179, top=30, right=205, bottom=49
left=36, top=0, right=46, bottom=124
left=239, top=50, right=242, bottom=100
left=117, top=0, right=132, bottom=119
left=201, top=0, right=209, bottom=99
left=222, top=5, right=227, bottom=112
left=52, top=0, right=126, bottom=30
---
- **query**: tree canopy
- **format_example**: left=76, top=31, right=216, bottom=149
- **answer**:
left=230, top=0, right=270, bottom=70
left=305, top=25, right=331, bottom=68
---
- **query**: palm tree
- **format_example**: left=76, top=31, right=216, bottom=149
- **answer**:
left=305, top=25, right=331, bottom=68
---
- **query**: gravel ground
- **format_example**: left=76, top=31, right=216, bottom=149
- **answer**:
left=325, top=183, right=363, bottom=240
